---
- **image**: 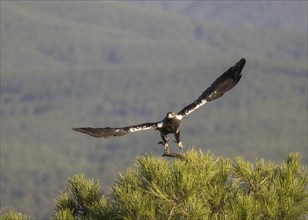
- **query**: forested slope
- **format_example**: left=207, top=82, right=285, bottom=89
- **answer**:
left=1, top=1, right=307, bottom=218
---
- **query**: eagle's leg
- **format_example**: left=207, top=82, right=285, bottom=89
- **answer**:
left=173, top=129, right=183, bottom=150
left=158, top=133, right=170, bottom=154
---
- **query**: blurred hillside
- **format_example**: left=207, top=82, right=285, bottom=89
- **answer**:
left=129, top=1, right=307, bottom=31
left=1, top=1, right=307, bottom=219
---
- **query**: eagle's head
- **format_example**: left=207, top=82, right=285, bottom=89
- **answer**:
left=166, top=112, right=182, bottom=120
left=167, top=112, right=176, bottom=119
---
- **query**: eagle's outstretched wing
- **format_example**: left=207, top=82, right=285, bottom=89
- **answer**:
left=178, top=58, right=246, bottom=118
left=72, top=122, right=161, bottom=138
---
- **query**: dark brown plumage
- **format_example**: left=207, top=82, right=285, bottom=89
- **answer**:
left=73, top=58, right=246, bottom=155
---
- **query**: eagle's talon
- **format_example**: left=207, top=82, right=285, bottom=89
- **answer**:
left=173, top=140, right=183, bottom=149
left=163, top=149, right=170, bottom=155
left=178, top=141, right=184, bottom=149
left=164, top=144, right=170, bottom=155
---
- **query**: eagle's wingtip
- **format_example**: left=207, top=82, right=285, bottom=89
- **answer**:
left=72, top=127, right=86, bottom=133
left=239, top=57, right=246, bottom=64
left=234, top=58, right=246, bottom=71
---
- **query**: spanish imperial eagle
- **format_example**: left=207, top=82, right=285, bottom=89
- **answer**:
left=73, top=58, right=246, bottom=156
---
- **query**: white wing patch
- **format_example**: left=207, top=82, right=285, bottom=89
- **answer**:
left=128, top=124, right=157, bottom=133
left=175, top=114, right=183, bottom=120
left=157, top=121, right=164, bottom=128
left=196, top=99, right=208, bottom=109
left=183, top=99, right=208, bottom=117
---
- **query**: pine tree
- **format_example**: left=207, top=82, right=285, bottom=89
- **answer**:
left=52, top=150, right=308, bottom=219
left=0, top=208, right=30, bottom=220
left=1, top=150, right=307, bottom=219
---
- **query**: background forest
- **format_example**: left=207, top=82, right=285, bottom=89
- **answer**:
left=1, top=1, right=307, bottom=219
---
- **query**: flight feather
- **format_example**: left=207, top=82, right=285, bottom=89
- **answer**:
left=177, top=58, right=245, bottom=118
left=72, top=122, right=159, bottom=138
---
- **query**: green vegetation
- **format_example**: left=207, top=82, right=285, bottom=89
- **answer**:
left=1, top=1, right=307, bottom=219
left=1, top=150, right=307, bottom=219
left=0, top=208, right=30, bottom=220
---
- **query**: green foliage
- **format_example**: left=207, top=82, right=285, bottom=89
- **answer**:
left=230, top=153, right=308, bottom=219
left=53, top=174, right=111, bottom=219
left=2, top=150, right=307, bottom=219
left=51, top=150, right=308, bottom=219
left=0, top=208, right=30, bottom=220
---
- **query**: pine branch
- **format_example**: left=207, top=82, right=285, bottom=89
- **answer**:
left=162, top=152, right=184, bottom=159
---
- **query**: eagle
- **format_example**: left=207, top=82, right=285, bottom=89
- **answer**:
left=73, top=58, right=246, bottom=157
